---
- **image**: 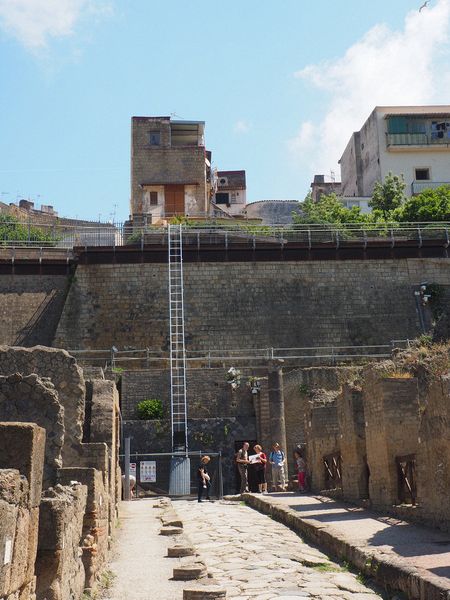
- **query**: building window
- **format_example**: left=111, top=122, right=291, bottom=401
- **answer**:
left=215, top=192, right=229, bottom=205
left=415, top=168, right=430, bottom=181
left=150, top=191, right=158, bottom=206
left=148, top=131, right=160, bottom=146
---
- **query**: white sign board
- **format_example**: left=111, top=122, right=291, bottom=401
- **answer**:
left=4, top=539, right=12, bottom=565
left=140, top=461, right=156, bottom=483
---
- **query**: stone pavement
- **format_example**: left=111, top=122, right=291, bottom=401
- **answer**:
left=175, top=498, right=386, bottom=599
left=243, top=493, right=450, bottom=600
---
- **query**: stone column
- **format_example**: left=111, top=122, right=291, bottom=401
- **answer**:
left=268, top=360, right=287, bottom=452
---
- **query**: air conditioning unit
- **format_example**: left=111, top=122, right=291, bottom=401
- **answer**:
left=219, top=177, right=228, bottom=186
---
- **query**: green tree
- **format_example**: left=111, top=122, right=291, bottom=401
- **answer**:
left=0, top=214, right=55, bottom=244
left=396, top=185, right=450, bottom=222
left=369, top=172, right=406, bottom=218
left=293, top=192, right=366, bottom=225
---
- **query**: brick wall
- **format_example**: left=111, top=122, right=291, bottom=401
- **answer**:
left=54, top=258, right=450, bottom=353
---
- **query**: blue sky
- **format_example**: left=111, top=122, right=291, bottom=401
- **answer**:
left=1, top=0, right=449, bottom=222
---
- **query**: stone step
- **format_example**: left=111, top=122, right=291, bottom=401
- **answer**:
left=183, top=585, right=227, bottom=599
left=173, top=563, right=207, bottom=581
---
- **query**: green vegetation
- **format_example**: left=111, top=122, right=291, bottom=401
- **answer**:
left=293, top=192, right=366, bottom=225
left=136, top=399, right=164, bottom=420
left=369, top=172, right=406, bottom=218
left=311, top=563, right=344, bottom=573
left=294, top=176, right=450, bottom=227
left=0, top=215, right=57, bottom=245
left=398, top=185, right=450, bottom=222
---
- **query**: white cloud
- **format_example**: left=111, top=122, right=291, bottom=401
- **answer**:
left=0, top=0, right=111, bottom=50
left=289, top=0, right=450, bottom=178
left=234, top=119, right=251, bottom=134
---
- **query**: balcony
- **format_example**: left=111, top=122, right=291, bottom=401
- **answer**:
left=411, top=181, right=450, bottom=194
left=387, top=132, right=450, bottom=148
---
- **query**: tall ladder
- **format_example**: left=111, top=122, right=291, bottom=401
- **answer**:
left=168, top=224, right=188, bottom=453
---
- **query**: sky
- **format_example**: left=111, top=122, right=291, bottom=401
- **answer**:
left=1, top=0, right=450, bottom=222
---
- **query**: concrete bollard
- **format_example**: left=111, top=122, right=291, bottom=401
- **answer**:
left=183, top=585, right=227, bottom=599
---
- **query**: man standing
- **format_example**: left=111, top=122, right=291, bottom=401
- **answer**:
left=236, top=442, right=250, bottom=493
left=269, top=442, right=287, bottom=491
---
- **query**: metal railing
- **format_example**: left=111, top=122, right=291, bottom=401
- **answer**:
left=411, top=181, right=450, bottom=195
left=387, top=132, right=450, bottom=147
left=68, top=341, right=412, bottom=370
left=1, top=221, right=450, bottom=251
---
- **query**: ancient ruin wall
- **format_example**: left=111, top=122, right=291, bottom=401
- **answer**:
left=53, top=258, right=450, bottom=353
left=416, top=376, right=450, bottom=528
left=0, top=346, right=85, bottom=466
left=0, top=375, right=64, bottom=489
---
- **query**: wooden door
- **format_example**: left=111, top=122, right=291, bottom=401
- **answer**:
left=164, top=184, right=185, bottom=216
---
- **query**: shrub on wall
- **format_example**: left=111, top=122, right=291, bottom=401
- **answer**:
left=136, top=399, right=163, bottom=420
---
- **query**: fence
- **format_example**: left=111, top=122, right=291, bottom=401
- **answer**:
left=120, top=450, right=223, bottom=499
left=70, top=341, right=412, bottom=370
left=1, top=221, right=450, bottom=251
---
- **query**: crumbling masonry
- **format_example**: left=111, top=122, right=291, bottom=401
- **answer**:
left=0, top=346, right=120, bottom=600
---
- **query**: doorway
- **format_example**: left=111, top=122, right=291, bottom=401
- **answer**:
left=164, top=184, right=185, bottom=216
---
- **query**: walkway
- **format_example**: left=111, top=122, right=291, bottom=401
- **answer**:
left=243, top=493, right=450, bottom=597
left=104, top=499, right=185, bottom=600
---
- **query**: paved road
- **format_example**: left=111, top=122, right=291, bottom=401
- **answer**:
left=175, top=499, right=386, bottom=599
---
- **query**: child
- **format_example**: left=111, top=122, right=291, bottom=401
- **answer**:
left=294, top=450, right=306, bottom=492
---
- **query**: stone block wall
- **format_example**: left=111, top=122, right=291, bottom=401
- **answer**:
left=283, top=366, right=360, bottom=474
left=0, top=275, right=69, bottom=347
left=416, top=376, right=450, bottom=528
left=0, top=375, right=64, bottom=489
left=363, top=370, right=420, bottom=507
left=53, top=258, right=450, bottom=354
left=336, top=384, right=369, bottom=501
left=305, top=395, right=340, bottom=491
left=36, top=484, right=87, bottom=600
left=0, top=346, right=121, bottom=598
left=0, top=346, right=85, bottom=466
left=0, top=423, right=45, bottom=600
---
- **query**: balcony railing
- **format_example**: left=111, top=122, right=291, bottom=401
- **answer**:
left=411, top=181, right=450, bottom=194
left=387, top=132, right=450, bottom=147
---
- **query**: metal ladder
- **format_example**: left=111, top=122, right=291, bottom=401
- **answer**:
left=168, top=224, right=188, bottom=452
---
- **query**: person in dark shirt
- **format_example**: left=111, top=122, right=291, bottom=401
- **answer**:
left=197, top=455, right=211, bottom=502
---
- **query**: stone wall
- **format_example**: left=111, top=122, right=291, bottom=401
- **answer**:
left=0, top=275, right=69, bottom=347
left=0, top=375, right=64, bottom=489
left=54, top=258, right=450, bottom=354
left=416, top=376, right=450, bottom=528
left=304, top=393, right=340, bottom=491
left=0, top=346, right=85, bottom=466
left=35, top=484, right=87, bottom=600
left=336, top=384, right=368, bottom=501
left=362, top=369, right=420, bottom=507
left=0, top=423, right=45, bottom=600
left=0, top=346, right=120, bottom=598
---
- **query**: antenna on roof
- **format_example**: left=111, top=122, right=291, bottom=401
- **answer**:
left=170, top=112, right=184, bottom=119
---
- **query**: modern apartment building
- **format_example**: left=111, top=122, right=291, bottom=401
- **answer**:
left=339, top=106, right=450, bottom=198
